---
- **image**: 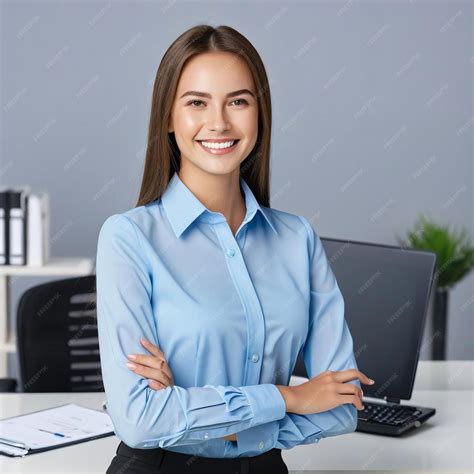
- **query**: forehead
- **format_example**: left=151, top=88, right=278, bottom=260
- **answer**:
left=176, top=52, right=255, bottom=94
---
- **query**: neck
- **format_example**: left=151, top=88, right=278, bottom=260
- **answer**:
left=177, top=165, right=246, bottom=234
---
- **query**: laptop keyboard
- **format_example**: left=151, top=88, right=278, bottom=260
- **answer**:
left=358, top=402, right=422, bottom=426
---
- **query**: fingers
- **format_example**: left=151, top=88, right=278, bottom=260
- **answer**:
left=314, top=370, right=332, bottom=379
left=128, top=352, right=165, bottom=371
left=338, top=382, right=363, bottom=402
left=339, top=394, right=364, bottom=410
left=132, top=353, right=173, bottom=384
left=158, top=363, right=173, bottom=384
left=128, top=344, right=174, bottom=384
left=333, top=369, right=374, bottom=386
left=127, top=362, right=173, bottom=387
left=148, top=379, right=167, bottom=391
left=140, top=338, right=164, bottom=358
left=127, top=342, right=174, bottom=386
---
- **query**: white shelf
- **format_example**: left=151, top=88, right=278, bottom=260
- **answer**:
left=0, top=257, right=94, bottom=276
left=0, top=335, right=16, bottom=353
left=0, top=257, right=95, bottom=377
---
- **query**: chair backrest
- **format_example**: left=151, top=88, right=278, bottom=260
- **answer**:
left=17, top=275, right=104, bottom=392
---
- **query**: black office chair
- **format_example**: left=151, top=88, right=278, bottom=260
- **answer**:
left=0, top=275, right=104, bottom=392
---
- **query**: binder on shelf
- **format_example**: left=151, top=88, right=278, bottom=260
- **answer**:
left=0, top=187, right=13, bottom=265
left=0, top=186, right=51, bottom=267
left=0, top=403, right=114, bottom=457
left=8, top=187, right=30, bottom=265
left=0, top=189, right=8, bottom=265
left=27, top=192, right=50, bottom=266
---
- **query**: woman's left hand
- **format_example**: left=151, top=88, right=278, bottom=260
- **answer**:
left=126, top=338, right=174, bottom=389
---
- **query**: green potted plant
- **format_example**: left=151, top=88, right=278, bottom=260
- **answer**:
left=397, top=213, right=474, bottom=360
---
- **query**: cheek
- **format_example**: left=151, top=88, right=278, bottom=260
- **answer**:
left=240, top=110, right=258, bottom=137
left=174, top=112, right=201, bottom=138
left=183, top=113, right=201, bottom=129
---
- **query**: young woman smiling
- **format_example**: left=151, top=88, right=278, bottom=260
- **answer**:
left=96, top=24, right=373, bottom=474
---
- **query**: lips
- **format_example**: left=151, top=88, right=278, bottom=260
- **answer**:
left=196, top=139, right=240, bottom=155
left=196, top=139, right=240, bottom=144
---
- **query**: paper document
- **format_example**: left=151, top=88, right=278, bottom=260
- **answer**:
left=0, top=403, right=114, bottom=456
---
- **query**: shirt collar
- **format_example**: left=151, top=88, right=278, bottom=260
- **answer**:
left=161, top=172, right=277, bottom=239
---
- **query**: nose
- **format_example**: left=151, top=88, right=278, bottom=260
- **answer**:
left=207, top=106, right=230, bottom=133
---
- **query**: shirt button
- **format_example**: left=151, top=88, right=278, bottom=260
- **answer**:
left=258, top=441, right=265, bottom=450
left=226, top=248, right=235, bottom=257
left=204, top=432, right=209, bottom=439
left=251, top=353, right=259, bottom=363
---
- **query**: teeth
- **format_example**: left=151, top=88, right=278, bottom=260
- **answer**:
left=201, top=140, right=236, bottom=149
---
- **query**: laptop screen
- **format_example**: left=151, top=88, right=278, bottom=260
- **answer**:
left=294, top=237, right=436, bottom=401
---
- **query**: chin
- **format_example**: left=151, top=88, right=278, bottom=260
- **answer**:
left=185, top=157, right=236, bottom=175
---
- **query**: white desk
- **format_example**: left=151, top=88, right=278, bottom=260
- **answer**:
left=0, top=361, right=472, bottom=473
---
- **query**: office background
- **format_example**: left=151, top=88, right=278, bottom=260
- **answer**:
left=2, top=1, right=472, bottom=381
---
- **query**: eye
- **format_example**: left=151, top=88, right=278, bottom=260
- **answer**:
left=186, top=98, right=249, bottom=108
left=231, top=99, right=248, bottom=106
left=188, top=100, right=205, bottom=107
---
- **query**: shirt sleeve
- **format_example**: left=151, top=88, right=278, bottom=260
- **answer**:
left=95, top=214, right=287, bottom=449
left=235, top=216, right=360, bottom=455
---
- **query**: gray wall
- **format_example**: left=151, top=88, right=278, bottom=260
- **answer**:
left=1, top=1, right=472, bottom=384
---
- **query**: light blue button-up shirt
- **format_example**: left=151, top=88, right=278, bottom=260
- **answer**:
left=96, top=171, right=360, bottom=458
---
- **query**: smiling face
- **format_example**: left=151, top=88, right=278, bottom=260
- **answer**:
left=168, top=51, right=259, bottom=177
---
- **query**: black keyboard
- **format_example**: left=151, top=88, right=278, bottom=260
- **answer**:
left=356, top=400, right=436, bottom=436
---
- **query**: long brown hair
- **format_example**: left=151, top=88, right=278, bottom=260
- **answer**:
left=135, top=24, right=273, bottom=208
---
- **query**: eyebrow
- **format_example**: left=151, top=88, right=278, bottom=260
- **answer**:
left=179, top=89, right=255, bottom=100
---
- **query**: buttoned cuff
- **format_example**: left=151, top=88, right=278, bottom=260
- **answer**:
left=240, top=384, right=286, bottom=426
left=236, top=421, right=279, bottom=456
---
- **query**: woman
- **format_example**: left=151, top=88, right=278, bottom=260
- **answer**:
left=96, top=24, right=374, bottom=474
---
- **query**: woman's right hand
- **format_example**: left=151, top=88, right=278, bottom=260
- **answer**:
left=276, top=369, right=373, bottom=414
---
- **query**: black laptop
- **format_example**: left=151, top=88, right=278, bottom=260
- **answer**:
left=293, top=237, right=437, bottom=436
